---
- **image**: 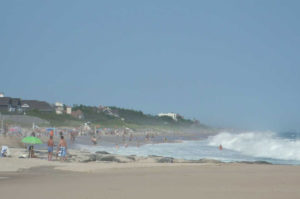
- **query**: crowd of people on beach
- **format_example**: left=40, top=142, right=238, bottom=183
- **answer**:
left=1, top=125, right=216, bottom=162
left=27, top=128, right=161, bottom=161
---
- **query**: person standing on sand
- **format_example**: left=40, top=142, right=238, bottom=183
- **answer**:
left=47, top=136, right=54, bottom=161
left=57, top=135, right=67, bottom=161
left=70, top=131, right=76, bottom=143
left=28, top=131, right=36, bottom=158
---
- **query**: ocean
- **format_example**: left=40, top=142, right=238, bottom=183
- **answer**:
left=76, top=131, right=300, bottom=165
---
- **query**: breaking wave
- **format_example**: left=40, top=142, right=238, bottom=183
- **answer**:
left=208, top=131, right=300, bottom=161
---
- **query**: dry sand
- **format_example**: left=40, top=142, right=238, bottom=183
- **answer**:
left=1, top=160, right=300, bottom=199
left=0, top=136, right=24, bottom=148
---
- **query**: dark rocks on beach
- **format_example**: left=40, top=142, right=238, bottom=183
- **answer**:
left=81, top=154, right=97, bottom=162
left=149, top=155, right=162, bottom=158
left=80, top=152, right=224, bottom=164
left=126, top=155, right=136, bottom=161
left=240, top=161, right=272, bottom=165
left=98, top=156, right=122, bottom=163
left=95, top=151, right=110, bottom=155
left=190, top=159, right=223, bottom=164
left=157, top=157, right=174, bottom=163
left=82, top=154, right=135, bottom=163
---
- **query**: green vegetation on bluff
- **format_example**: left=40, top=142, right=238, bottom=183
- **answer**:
left=26, top=109, right=82, bottom=126
left=109, top=106, right=194, bottom=126
left=26, top=105, right=206, bottom=130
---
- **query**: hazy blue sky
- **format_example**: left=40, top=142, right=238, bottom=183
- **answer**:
left=1, top=1, right=299, bottom=131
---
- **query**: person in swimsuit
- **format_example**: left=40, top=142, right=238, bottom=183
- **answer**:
left=57, top=135, right=67, bottom=161
left=47, top=136, right=54, bottom=161
left=219, top=144, right=223, bottom=151
left=28, top=145, right=35, bottom=158
left=91, top=136, right=97, bottom=145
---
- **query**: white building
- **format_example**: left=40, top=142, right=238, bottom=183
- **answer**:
left=21, top=103, right=30, bottom=110
left=158, top=113, right=178, bottom=121
left=66, top=106, right=72, bottom=115
left=0, top=93, right=4, bottom=98
left=55, top=102, right=64, bottom=114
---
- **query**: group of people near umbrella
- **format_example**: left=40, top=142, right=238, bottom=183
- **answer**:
left=21, top=131, right=68, bottom=161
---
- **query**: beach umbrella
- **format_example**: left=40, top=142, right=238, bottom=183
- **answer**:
left=21, top=136, right=43, bottom=144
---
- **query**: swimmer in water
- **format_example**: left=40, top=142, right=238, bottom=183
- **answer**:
left=163, top=137, right=167, bottom=143
left=219, top=144, right=223, bottom=150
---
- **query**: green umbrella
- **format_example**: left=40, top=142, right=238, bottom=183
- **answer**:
left=21, top=136, right=43, bottom=144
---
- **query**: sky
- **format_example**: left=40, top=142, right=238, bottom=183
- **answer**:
left=1, top=1, right=300, bottom=131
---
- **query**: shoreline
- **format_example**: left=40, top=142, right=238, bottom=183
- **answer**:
left=0, top=147, right=224, bottom=173
left=0, top=146, right=292, bottom=174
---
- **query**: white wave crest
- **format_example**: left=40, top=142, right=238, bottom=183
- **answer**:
left=208, top=131, right=300, bottom=161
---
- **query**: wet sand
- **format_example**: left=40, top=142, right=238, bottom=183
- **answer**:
left=1, top=164, right=300, bottom=199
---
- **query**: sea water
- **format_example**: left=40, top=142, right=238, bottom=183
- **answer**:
left=76, top=131, right=300, bottom=165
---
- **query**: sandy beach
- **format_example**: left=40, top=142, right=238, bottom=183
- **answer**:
left=1, top=162, right=300, bottom=199
left=1, top=146, right=300, bottom=199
